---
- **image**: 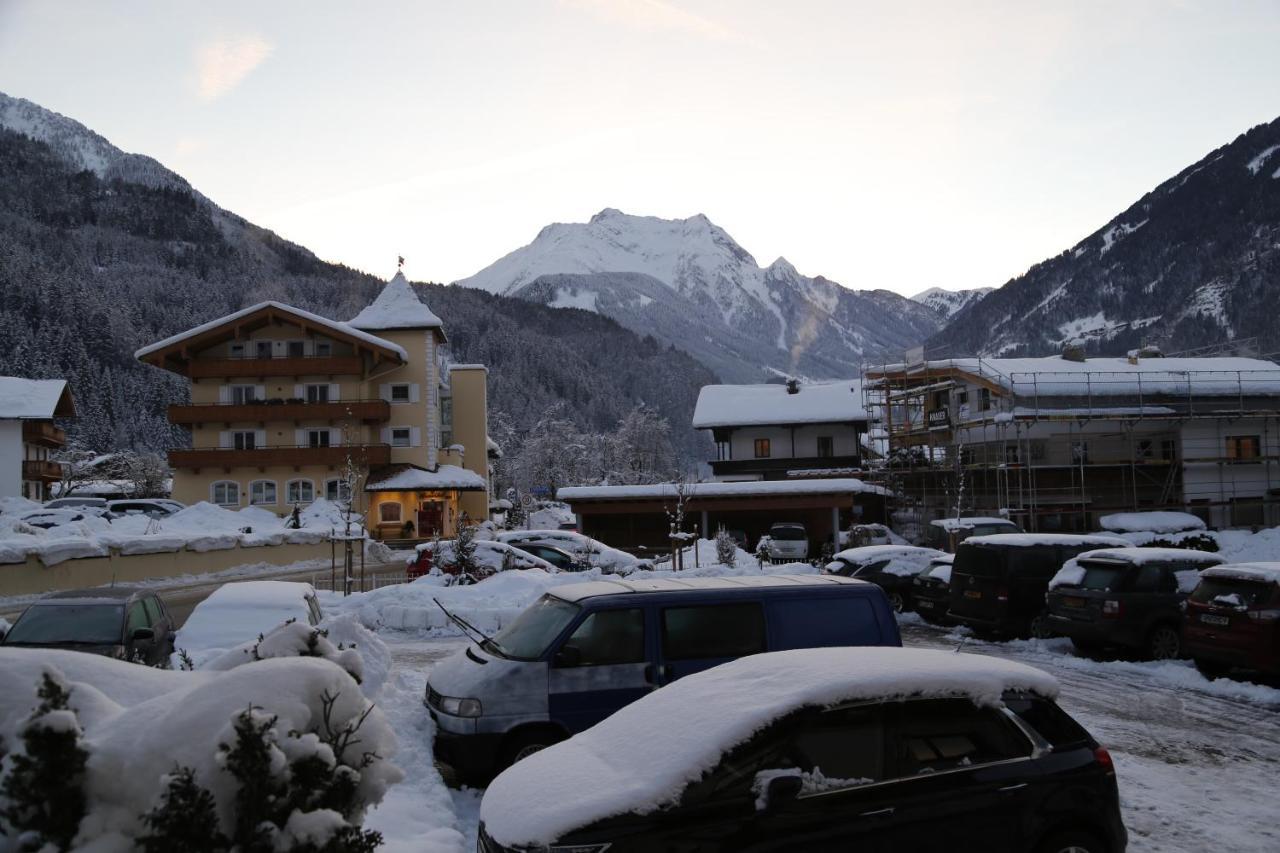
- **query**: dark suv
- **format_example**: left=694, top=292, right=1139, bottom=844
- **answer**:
left=1046, top=548, right=1224, bottom=659
left=1183, top=563, right=1280, bottom=679
left=948, top=534, right=1132, bottom=638
left=0, top=587, right=175, bottom=666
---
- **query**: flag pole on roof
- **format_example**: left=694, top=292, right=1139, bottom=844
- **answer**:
left=398, top=255, right=405, bottom=269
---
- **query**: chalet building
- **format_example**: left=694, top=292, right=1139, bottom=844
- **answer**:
left=692, top=379, right=870, bottom=481
left=0, top=377, right=76, bottom=501
left=865, top=352, right=1280, bottom=531
left=136, top=272, right=489, bottom=539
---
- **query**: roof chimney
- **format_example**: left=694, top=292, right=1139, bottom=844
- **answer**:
left=785, top=378, right=800, bottom=395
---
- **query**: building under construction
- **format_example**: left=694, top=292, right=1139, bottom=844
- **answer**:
left=863, top=349, right=1280, bottom=533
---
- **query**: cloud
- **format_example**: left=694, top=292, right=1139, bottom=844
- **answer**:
left=562, top=0, right=749, bottom=43
left=196, top=34, right=273, bottom=100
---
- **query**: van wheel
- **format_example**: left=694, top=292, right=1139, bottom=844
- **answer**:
left=887, top=592, right=905, bottom=613
left=1028, top=612, right=1055, bottom=640
left=1035, top=830, right=1105, bottom=853
left=1146, top=625, right=1181, bottom=661
left=498, top=729, right=565, bottom=771
left=1194, top=658, right=1229, bottom=680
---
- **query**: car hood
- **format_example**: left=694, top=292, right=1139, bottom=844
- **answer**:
left=428, top=644, right=549, bottom=715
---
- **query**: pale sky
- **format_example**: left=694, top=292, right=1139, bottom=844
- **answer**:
left=2, top=0, right=1279, bottom=296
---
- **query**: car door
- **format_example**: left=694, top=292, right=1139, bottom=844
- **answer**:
left=142, top=596, right=173, bottom=662
left=658, top=601, right=767, bottom=683
left=546, top=606, right=651, bottom=733
left=873, top=698, right=1042, bottom=852
left=124, top=600, right=155, bottom=664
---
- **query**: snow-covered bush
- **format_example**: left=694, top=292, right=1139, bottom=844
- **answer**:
left=205, top=620, right=365, bottom=687
left=715, top=527, right=737, bottom=567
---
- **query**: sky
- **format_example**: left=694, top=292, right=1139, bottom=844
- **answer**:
left=1, top=0, right=1279, bottom=296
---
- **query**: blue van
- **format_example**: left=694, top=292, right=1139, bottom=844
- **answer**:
left=425, top=574, right=900, bottom=783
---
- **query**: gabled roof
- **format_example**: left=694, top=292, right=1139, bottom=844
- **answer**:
left=349, top=272, right=446, bottom=337
left=0, top=377, right=75, bottom=419
left=364, top=463, right=486, bottom=492
left=692, top=380, right=867, bottom=429
left=134, top=301, right=408, bottom=368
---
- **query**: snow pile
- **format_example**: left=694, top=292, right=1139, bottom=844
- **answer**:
left=650, top=537, right=765, bottom=571
left=202, top=619, right=365, bottom=685
left=525, top=503, right=574, bottom=530
left=413, top=539, right=557, bottom=573
left=0, top=649, right=400, bottom=850
left=1099, top=511, right=1206, bottom=534
left=481, top=647, right=1057, bottom=846
left=175, top=580, right=319, bottom=668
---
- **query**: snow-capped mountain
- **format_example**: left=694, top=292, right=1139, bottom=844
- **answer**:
left=910, top=286, right=993, bottom=320
left=456, top=209, right=942, bottom=382
left=931, top=114, right=1280, bottom=357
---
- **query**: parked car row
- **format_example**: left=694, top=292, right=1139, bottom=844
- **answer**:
left=22, top=497, right=187, bottom=529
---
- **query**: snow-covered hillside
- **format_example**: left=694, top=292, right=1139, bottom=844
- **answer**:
left=456, top=209, right=942, bottom=382
left=910, top=286, right=993, bottom=320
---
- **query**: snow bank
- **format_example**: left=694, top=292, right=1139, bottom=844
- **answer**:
left=481, top=647, right=1057, bottom=846
left=0, top=649, right=400, bottom=849
left=413, top=539, right=557, bottom=573
left=1099, top=511, right=1207, bottom=534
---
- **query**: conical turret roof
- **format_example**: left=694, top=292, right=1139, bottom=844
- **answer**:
left=349, top=271, right=444, bottom=332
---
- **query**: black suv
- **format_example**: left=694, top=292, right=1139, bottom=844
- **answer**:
left=1, top=587, right=175, bottom=666
left=1046, top=547, right=1224, bottom=659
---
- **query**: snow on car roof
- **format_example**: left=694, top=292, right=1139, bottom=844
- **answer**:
left=558, top=478, right=889, bottom=502
left=550, top=573, right=863, bottom=602
left=481, top=646, right=1058, bottom=847
left=929, top=516, right=1017, bottom=530
left=1201, top=562, right=1280, bottom=585
left=692, top=380, right=867, bottom=428
left=1076, top=547, right=1224, bottom=566
left=1099, top=511, right=1207, bottom=534
left=176, top=581, right=316, bottom=663
left=963, top=533, right=1132, bottom=548
left=832, top=545, right=942, bottom=562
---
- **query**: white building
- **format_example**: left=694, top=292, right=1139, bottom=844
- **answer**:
left=0, top=377, right=76, bottom=501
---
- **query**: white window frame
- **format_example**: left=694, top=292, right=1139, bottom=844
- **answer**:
left=313, top=340, right=333, bottom=357
left=249, top=480, right=277, bottom=506
left=304, top=383, right=331, bottom=403
left=286, top=479, right=315, bottom=504
left=211, top=481, right=240, bottom=507
left=325, top=478, right=352, bottom=503
left=390, top=427, right=412, bottom=447
left=228, top=385, right=259, bottom=405
left=306, top=429, right=332, bottom=448
left=232, top=430, right=257, bottom=450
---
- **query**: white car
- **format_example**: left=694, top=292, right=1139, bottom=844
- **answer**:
left=107, top=499, right=182, bottom=519
left=44, top=496, right=109, bottom=511
left=175, top=581, right=322, bottom=668
left=763, top=523, right=809, bottom=561
left=496, top=530, right=646, bottom=574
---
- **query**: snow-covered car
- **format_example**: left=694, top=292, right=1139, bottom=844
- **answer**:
left=44, top=496, right=109, bottom=511
left=763, top=523, right=809, bottom=561
left=175, top=581, right=322, bottom=667
left=407, top=538, right=557, bottom=581
left=841, top=522, right=894, bottom=547
left=1, top=586, right=175, bottom=666
left=927, top=516, right=1022, bottom=551
left=496, top=530, right=646, bottom=574
left=19, top=508, right=107, bottom=529
left=1098, top=511, right=1207, bottom=535
left=107, top=498, right=181, bottom=519
left=911, top=554, right=955, bottom=624
left=478, top=647, right=1126, bottom=853
left=824, top=545, right=947, bottom=612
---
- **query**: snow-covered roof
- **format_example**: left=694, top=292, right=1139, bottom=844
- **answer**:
left=692, top=380, right=867, bottom=429
left=0, top=377, right=74, bottom=419
left=963, top=532, right=1133, bottom=548
left=1076, top=547, right=1224, bottom=566
left=548, top=573, right=862, bottom=603
left=348, top=271, right=444, bottom=332
left=1201, top=562, right=1280, bottom=585
left=874, top=356, right=1280, bottom=398
left=364, top=464, right=486, bottom=492
left=1099, top=511, right=1207, bottom=534
left=134, top=301, right=408, bottom=362
left=929, top=516, right=1017, bottom=531
left=558, top=478, right=888, bottom=502
left=481, top=647, right=1058, bottom=846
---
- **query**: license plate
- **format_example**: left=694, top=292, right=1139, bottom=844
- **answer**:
left=1200, top=614, right=1230, bottom=626
left=916, top=599, right=934, bottom=609
left=964, top=589, right=982, bottom=600
left=1063, top=597, right=1086, bottom=608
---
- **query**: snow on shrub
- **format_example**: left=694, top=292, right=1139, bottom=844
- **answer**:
left=203, top=620, right=365, bottom=687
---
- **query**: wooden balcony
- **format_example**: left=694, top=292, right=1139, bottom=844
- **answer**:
left=187, top=356, right=364, bottom=379
left=22, top=459, right=64, bottom=481
left=168, top=444, right=391, bottom=471
left=168, top=399, right=390, bottom=426
left=22, top=420, right=66, bottom=448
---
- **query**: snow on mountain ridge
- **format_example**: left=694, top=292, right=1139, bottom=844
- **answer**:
left=909, top=286, right=994, bottom=319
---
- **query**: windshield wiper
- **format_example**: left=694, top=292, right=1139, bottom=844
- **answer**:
left=432, top=598, right=501, bottom=652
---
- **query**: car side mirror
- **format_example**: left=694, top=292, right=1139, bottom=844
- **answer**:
left=553, top=645, right=581, bottom=667
left=755, top=771, right=803, bottom=812
left=130, top=627, right=155, bottom=643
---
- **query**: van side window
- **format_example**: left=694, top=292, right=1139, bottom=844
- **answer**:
left=884, top=698, right=1032, bottom=778
left=662, top=603, right=765, bottom=661
left=767, top=598, right=879, bottom=649
left=558, top=608, right=645, bottom=666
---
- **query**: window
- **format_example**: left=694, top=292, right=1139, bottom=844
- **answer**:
left=389, top=384, right=411, bottom=403
left=211, top=481, right=240, bottom=506
left=1137, top=439, right=1154, bottom=460
left=379, top=502, right=402, bottom=523
left=980, top=388, right=992, bottom=410
left=313, top=341, right=333, bottom=357
left=142, top=597, right=164, bottom=625
left=884, top=698, right=1031, bottom=777
left=1129, top=564, right=1168, bottom=593
left=816, top=436, right=834, bottom=458
left=250, top=480, right=277, bottom=505
left=232, top=430, right=256, bottom=450
left=1003, top=696, right=1091, bottom=750
left=229, top=342, right=246, bottom=358
left=391, top=427, right=412, bottom=447
left=1004, top=445, right=1019, bottom=465
left=1226, top=435, right=1261, bottom=461
left=305, top=384, right=330, bottom=403
left=556, top=608, right=645, bottom=667
left=287, top=479, right=315, bottom=504
left=662, top=603, right=766, bottom=660
left=126, top=602, right=150, bottom=636
left=255, top=341, right=273, bottom=359
left=786, top=706, right=885, bottom=785
left=957, top=390, right=969, bottom=406
left=325, top=479, right=352, bottom=503
left=1161, top=439, right=1177, bottom=461
left=229, top=385, right=258, bottom=405
left=754, top=438, right=771, bottom=459
left=441, top=396, right=454, bottom=446
left=287, top=341, right=305, bottom=358
left=932, top=390, right=948, bottom=409
left=716, top=441, right=730, bottom=462
left=307, top=430, right=331, bottom=448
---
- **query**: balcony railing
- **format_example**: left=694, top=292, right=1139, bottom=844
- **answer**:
left=710, top=455, right=863, bottom=476
left=22, top=459, right=64, bottom=481
left=188, top=355, right=365, bottom=379
left=22, top=420, right=66, bottom=448
left=168, top=399, right=390, bottom=425
left=168, top=444, right=392, bottom=470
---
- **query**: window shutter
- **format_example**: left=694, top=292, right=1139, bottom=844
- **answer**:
left=379, top=383, right=391, bottom=401
left=295, top=429, right=306, bottom=447
left=219, top=431, right=232, bottom=449
left=410, top=427, right=421, bottom=447
left=329, top=383, right=340, bottom=402
left=218, top=386, right=231, bottom=404
left=380, top=427, right=392, bottom=445
left=294, top=384, right=305, bottom=399
left=409, top=383, right=420, bottom=403
left=256, top=385, right=266, bottom=400
left=255, top=430, right=267, bottom=448
left=330, top=428, right=342, bottom=446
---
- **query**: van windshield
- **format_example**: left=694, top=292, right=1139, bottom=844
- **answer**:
left=487, top=594, right=581, bottom=661
left=769, top=527, right=806, bottom=541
